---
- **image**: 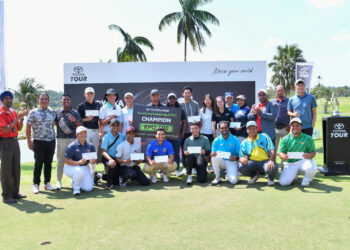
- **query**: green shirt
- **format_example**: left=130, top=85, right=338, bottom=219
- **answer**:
left=279, top=132, right=316, bottom=163
left=184, top=135, right=211, bottom=155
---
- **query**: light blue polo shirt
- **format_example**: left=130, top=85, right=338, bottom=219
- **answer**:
left=288, top=92, right=317, bottom=129
left=101, top=132, right=126, bottom=157
left=240, top=133, right=274, bottom=159
left=212, top=133, right=241, bottom=160
left=146, top=139, right=174, bottom=160
left=226, top=103, right=240, bottom=115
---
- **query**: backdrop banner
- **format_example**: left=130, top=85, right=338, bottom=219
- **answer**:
left=296, top=62, right=314, bottom=92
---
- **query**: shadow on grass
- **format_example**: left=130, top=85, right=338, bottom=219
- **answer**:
left=40, top=186, right=116, bottom=200
left=274, top=178, right=343, bottom=193
left=8, top=199, right=64, bottom=214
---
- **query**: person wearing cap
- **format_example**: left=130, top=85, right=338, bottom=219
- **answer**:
left=99, top=88, right=124, bottom=135
left=278, top=117, right=317, bottom=187
left=121, top=92, right=134, bottom=135
left=288, top=79, right=317, bottom=136
left=248, top=89, right=277, bottom=145
left=225, top=92, right=239, bottom=115
left=239, top=121, right=278, bottom=185
left=210, top=121, right=241, bottom=185
left=115, top=126, right=149, bottom=187
left=64, top=126, right=97, bottom=195
left=145, top=128, right=177, bottom=183
left=55, top=94, right=82, bottom=190
left=26, top=93, right=57, bottom=194
left=166, top=92, right=187, bottom=176
left=271, top=85, right=290, bottom=153
left=0, top=91, right=28, bottom=204
left=77, top=87, right=102, bottom=185
left=233, top=94, right=250, bottom=142
left=148, top=89, right=165, bottom=107
left=101, top=119, right=126, bottom=189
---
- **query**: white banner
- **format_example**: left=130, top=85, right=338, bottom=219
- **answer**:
left=296, top=62, right=314, bottom=93
left=0, top=0, right=6, bottom=92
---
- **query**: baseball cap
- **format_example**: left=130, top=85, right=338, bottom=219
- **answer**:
left=246, top=121, right=258, bottom=128
left=294, top=79, right=305, bottom=85
left=225, top=92, right=234, bottom=98
left=236, top=94, right=246, bottom=101
left=290, top=117, right=302, bottom=125
left=167, top=93, right=177, bottom=99
left=126, top=126, right=136, bottom=133
left=150, top=89, right=160, bottom=95
left=106, top=88, right=117, bottom=95
left=85, top=87, right=95, bottom=94
left=76, top=126, right=87, bottom=134
left=124, top=92, right=133, bottom=98
left=258, top=89, right=268, bottom=95
left=109, top=118, right=120, bottom=125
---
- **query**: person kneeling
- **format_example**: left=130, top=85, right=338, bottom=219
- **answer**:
left=144, top=128, right=177, bottom=183
left=278, top=118, right=317, bottom=187
left=64, top=126, right=96, bottom=195
left=239, top=121, right=278, bottom=186
left=183, top=123, right=211, bottom=185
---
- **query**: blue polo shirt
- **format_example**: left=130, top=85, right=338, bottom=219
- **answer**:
left=65, top=139, right=96, bottom=164
left=146, top=139, right=174, bottom=160
left=212, top=133, right=241, bottom=160
left=288, top=92, right=317, bottom=129
left=226, top=103, right=240, bottom=115
left=101, top=132, right=126, bottom=157
left=240, top=133, right=274, bottom=159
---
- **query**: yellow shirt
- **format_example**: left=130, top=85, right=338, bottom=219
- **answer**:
left=249, top=136, right=269, bottom=161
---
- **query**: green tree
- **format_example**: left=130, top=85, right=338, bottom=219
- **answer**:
left=159, top=0, right=219, bottom=61
left=268, top=44, right=306, bottom=94
left=109, top=25, right=154, bottom=62
left=311, top=83, right=332, bottom=114
left=12, top=78, right=44, bottom=110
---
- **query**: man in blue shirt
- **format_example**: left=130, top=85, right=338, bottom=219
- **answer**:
left=288, top=79, right=317, bottom=136
left=145, top=128, right=177, bottom=183
left=64, top=126, right=97, bottom=195
left=210, top=121, right=241, bottom=185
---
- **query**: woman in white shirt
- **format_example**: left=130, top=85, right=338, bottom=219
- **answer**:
left=200, top=94, right=214, bottom=143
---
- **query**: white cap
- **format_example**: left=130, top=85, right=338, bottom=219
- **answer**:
left=85, top=87, right=95, bottom=94
left=167, top=92, right=177, bottom=99
left=294, top=79, right=305, bottom=86
left=258, top=89, right=268, bottom=95
left=76, top=126, right=88, bottom=134
left=124, top=92, right=133, bottom=98
left=290, top=117, right=302, bottom=125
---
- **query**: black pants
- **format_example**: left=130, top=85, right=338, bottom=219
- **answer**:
left=119, top=165, right=149, bottom=186
left=102, top=156, right=120, bottom=185
left=181, top=133, right=192, bottom=169
left=33, top=140, right=56, bottom=185
left=185, top=154, right=207, bottom=183
left=302, top=127, right=313, bottom=137
left=239, top=160, right=278, bottom=181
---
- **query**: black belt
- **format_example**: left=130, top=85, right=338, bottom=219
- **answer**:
left=0, top=137, right=17, bottom=140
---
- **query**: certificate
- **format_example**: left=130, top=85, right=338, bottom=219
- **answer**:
left=82, top=152, right=97, bottom=160
left=216, top=151, right=231, bottom=159
left=188, top=146, right=201, bottom=154
left=107, top=109, right=120, bottom=117
left=230, top=122, right=241, bottom=129
left=130, top=153, right=144, bottom=161
left=85, top=110, right=99, bottom=117
left=188, top=116, right=200, bottom=123
left=287, top=152, right=304, bottom=159
left=154, top=155, right=168, bottom=163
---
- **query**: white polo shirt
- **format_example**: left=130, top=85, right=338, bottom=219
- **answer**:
left=116, top=139, right=141, bottom=167
left=99, top=102, right=124, bottom=133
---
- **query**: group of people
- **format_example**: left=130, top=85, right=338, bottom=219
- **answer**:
left=0, top=78, right=318, bottom=204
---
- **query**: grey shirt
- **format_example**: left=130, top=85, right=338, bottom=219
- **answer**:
left=179, top=100, right=199, bottom=134
left=27, top=107, right=57, bottom=141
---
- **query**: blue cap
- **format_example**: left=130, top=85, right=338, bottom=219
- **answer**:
left=246, top=121, right=257, bottom=128
left=0, top=91, right=14, bottom=101
left=225, top=92, right=234, bottom=98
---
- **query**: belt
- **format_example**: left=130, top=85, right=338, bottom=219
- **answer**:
left=0, top=137, right=17, bottom=140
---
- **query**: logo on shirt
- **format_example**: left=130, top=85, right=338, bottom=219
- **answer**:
left=163, top=148, right=166, bottom=152
left=301, top=142, right=304, bottom=145
left=260, top=142, right=263, bottom=145
left=71, top=66, right=87, bottom=82
left=154, top=149, right=158, bottom=152
left=229, top=143, right=232, bottom=147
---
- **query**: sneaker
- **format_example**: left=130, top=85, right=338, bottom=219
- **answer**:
left=211, top=178, right=222, bottom=185
left=119, top=182, right=127, bottom=188
left=105, top=184, right=113, bottom=190
left=94, top=172, right=101, bottom=186
left=32, top=184, right=39, bottom=194
left=44, top=182, right=53, bottom=191
left=248, top=175, right=259, bottom=184
left=301, top=179, right=310, bottom=187
left=73, top=189, right=80, bottom=196
left=181, top=168, right=187, bottom=175
left=162, top=173, right=169, bottom=183
left=192, top=168, right=197, bottom=175
left=186, top=175, right=193, bottom=185
left=151, top=175, right=157, bottom=184
left=267, top=180, right=275, bottom=186
left=174, top=170, right=182, bottom=177
left=55, top=181, right=62, bottom=190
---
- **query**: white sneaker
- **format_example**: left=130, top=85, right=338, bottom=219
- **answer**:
left=211, top=178, right=222, bottom=185
left=55, top=181, right=62, bottom=190
left=181, top=168, right=187, bottom=175
left=248, top=175, right=259, bottom=184
left=44, top=182, right=53, bottom=191
left=162, top=173, right=169, bottom=182
left=73, top=189, right=80, bottom=196
left=151, top=175, right=157, bottom=184
left=267, top=180, right=275, bottom=186
left=174, top=170, right=182, bottom=177
left=192, top=168, right=197, bottom=175
left=32, top=184, right=39, bottom=194
left=301, top=179, right=310, bottom=187
left=186, top=175, right=193, bottom=185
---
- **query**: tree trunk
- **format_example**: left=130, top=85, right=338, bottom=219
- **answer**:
left=184, top=35, right=187, bottom=62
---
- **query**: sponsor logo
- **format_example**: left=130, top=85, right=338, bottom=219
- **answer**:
left=334, top=123, right=344, bottom=130
left=71, top=66, right=87, bottom=82
left=330, top=123, right=348, bottom=138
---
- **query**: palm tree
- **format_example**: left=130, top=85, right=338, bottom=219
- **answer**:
left=268, top=44, right=306, bottom=94
left=159, top=0, right=219, bottom=61
left=12, top=78, right=44, bottom=110
left=109, top=25, right=154, bottom=62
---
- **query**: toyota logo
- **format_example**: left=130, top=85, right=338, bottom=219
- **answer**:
left=73, top=66, right=83, bottom=74
left=334, top=123, right=344, bottom=130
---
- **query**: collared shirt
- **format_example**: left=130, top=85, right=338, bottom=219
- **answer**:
left=212, top=133, right=241, bottom=160
left=65, top=139, right=96, bottom=163
left=279, top=132, right=316, bottom=163
left=0, top=107, right=18, bottom=138
left=146, top=139, right=174, bottom=160
left=199, top=108, right=213, bottom=134
left=121, top=106, right=133, bottom=135
left=288, top=92, right=317, bottom=129
left=26, top=106, right=56, bottom=141
left=256, top=101, right=267, bottom=132
left=77, top=100, right=102, bottom=129
left=99, top=102, right=124, bottom=133
left=183, top=135, right=211, bottom=156
left=55, top=108, right=82, bottom=139
left=179, top=100, right=199, bottom=133
left=226, top=103, right=240, bottom=115
left=233, top=105, right=250, bottom=137
left=101, top=132, right=125, bottom=157
left=271, top=97, right=289, bottom=128
left=240, top=133, right=274, bottom=162
left=116, top=139, right=141, bottom=167
left=212, top=108, right=234, bottom=130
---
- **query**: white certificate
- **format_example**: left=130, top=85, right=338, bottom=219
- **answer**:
left=188, top=116, right=200, bottom=123
left=154, top=155, right=168, bottom=163
left=216, top=151, right=231, bottom=159
left=85, top=110, right=99, bottom=117
left=230, top=122, right=241, bottom=129
left=82, top=152, right=97, bottom=160
left=188, top=146, right=201, bottom=154
left=130, top=153, right=144, bottom=161
left=287, top=152, right=304, bottom=159
left=107, top=109, right=120, bottom=117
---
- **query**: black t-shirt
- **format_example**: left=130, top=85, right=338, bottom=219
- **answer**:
left=211, top=108, right=234, bottom=126
left=77, top=101, right=102, bottom=129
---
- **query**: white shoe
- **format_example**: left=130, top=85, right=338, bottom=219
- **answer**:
left=73, top=189, right=80, bottom=196
left=32, top=184, right=39, bottom=194
left=211, top=178, right=222, bottom=185
left=301, top=179, right=310, bottom=187
left=162, top=173, right=169, bottom=182
left=151, top=175, right=157, bottom=184
left=44, top=182, right=53, bottom=191
left=248, top=175, right=259, bottom=184
left=267, top=180, right=275, bottom=186
left=55, top=181, right=62, bottom=190
left=174, top=170, right=182, bottom=177
left=192, top=168, right=197, bottom=175
left=181, top=168, right=187, bottom=175
left=186, top=175, right=193, bottom=185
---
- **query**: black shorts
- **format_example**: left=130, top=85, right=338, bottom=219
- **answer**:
left=201, top=133, right=214, bottom=143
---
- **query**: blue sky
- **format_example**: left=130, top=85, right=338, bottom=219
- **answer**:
left=3, top=0, right=350, bottom=91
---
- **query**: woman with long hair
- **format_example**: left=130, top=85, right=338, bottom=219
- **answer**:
left=200, top=94, right=215, bottom=143
left=212, top=96, right=234, bottom=137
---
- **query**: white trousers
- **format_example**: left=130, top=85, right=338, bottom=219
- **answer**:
left=212, top=156, right=238, bottom=184
left=86, top=129, right=100, bottom=173
left=279, top=159, right=318, bottom=186
left=64, top=165, right=94, bottom=192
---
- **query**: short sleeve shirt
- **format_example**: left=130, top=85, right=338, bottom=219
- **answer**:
left=65, top=139, right=96, bottom=164
left=146, top=139, right=174, bottom=160
left=211, top=133, right=241, bottom=160
left=233, top=105, right=250, bottom=137
left=26, top=107, right=56, bottom=141
left=121, top=106, right=133, bottom=135
left=0, top=107, right=19, bottom=138
left=116, top=140, right=141, bottom=167
left=77, top=100, right=102, bottom=129
left=99, top=102, right=124, bottom=133
left=288, top=93, right=317, bottom=129
left=199, top=108, right=213, bottom=134
left=279, top=133, right=316, bottom=163
left=226, top=103, right=240, bottom=115
left=55, top=108, right=82, bottom=139
left=101, top=132, right=126, bottom=157
left=240, top=133, right=274, bottom=160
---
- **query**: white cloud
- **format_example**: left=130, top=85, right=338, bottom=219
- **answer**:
left=264, top=37, right=284, bottom=48
left=331, top=30, right=350, bottom=42
left=306, top=0, right=345, bottom=9
left=341, top=52, right=350, bottom=59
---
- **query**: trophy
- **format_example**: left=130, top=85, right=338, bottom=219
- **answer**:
left=331, top=93, right=340, bottom=117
